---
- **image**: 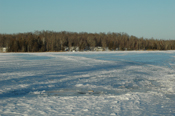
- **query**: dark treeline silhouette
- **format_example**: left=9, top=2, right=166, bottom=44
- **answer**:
left=0, top=31, right=175, bottom=52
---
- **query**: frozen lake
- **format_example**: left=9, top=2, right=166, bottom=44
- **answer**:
left=0, top=51, right=175, bottom=115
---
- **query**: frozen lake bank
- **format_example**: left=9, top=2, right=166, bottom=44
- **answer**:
left=0, top=51, right=175, bottom=115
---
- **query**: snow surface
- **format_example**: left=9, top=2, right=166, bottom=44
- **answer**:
left=0, top=51, right=175, bottom=116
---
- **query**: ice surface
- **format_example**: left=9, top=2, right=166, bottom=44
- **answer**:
left=0, top=51, right=175, bottom=115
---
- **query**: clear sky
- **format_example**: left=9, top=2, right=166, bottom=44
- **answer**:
left=0, top=0, right=175, bottom=40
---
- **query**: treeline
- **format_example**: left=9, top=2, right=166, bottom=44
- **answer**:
left=0, top=31, right=175, bottom=52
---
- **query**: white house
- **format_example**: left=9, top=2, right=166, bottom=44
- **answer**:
left=0, top=47, right=8, bottom=52
left=94, top=47, right=103, bottom=51
left=68, top=46, right=79, bottom=52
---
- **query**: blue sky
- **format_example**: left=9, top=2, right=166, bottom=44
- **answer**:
left=0, top=0, right=175, bottom=40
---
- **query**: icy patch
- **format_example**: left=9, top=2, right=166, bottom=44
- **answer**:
left=1, top=92, right=175, bottom=116
left=75, top=84, right=84, bottom=87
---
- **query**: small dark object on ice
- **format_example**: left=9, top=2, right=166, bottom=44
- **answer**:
left=78, top=90, right=94, bottom=94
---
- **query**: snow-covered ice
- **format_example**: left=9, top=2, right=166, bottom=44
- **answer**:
left=0, top=51, right=175, bottom=115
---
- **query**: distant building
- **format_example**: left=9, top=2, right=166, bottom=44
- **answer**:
left=75, top=47, right=79, bottom=51
left=68, top=46, right=79, bottom=52
left=94, top=47, right=103, bottom=51
left=64, top=47, right=69, bottom=51
left=105, top=47, right=109, bottom=51
left=0, top=47, right=8, bottom=52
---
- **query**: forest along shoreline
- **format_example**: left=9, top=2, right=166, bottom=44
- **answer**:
left=1, top=31, right=175, bottom=52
